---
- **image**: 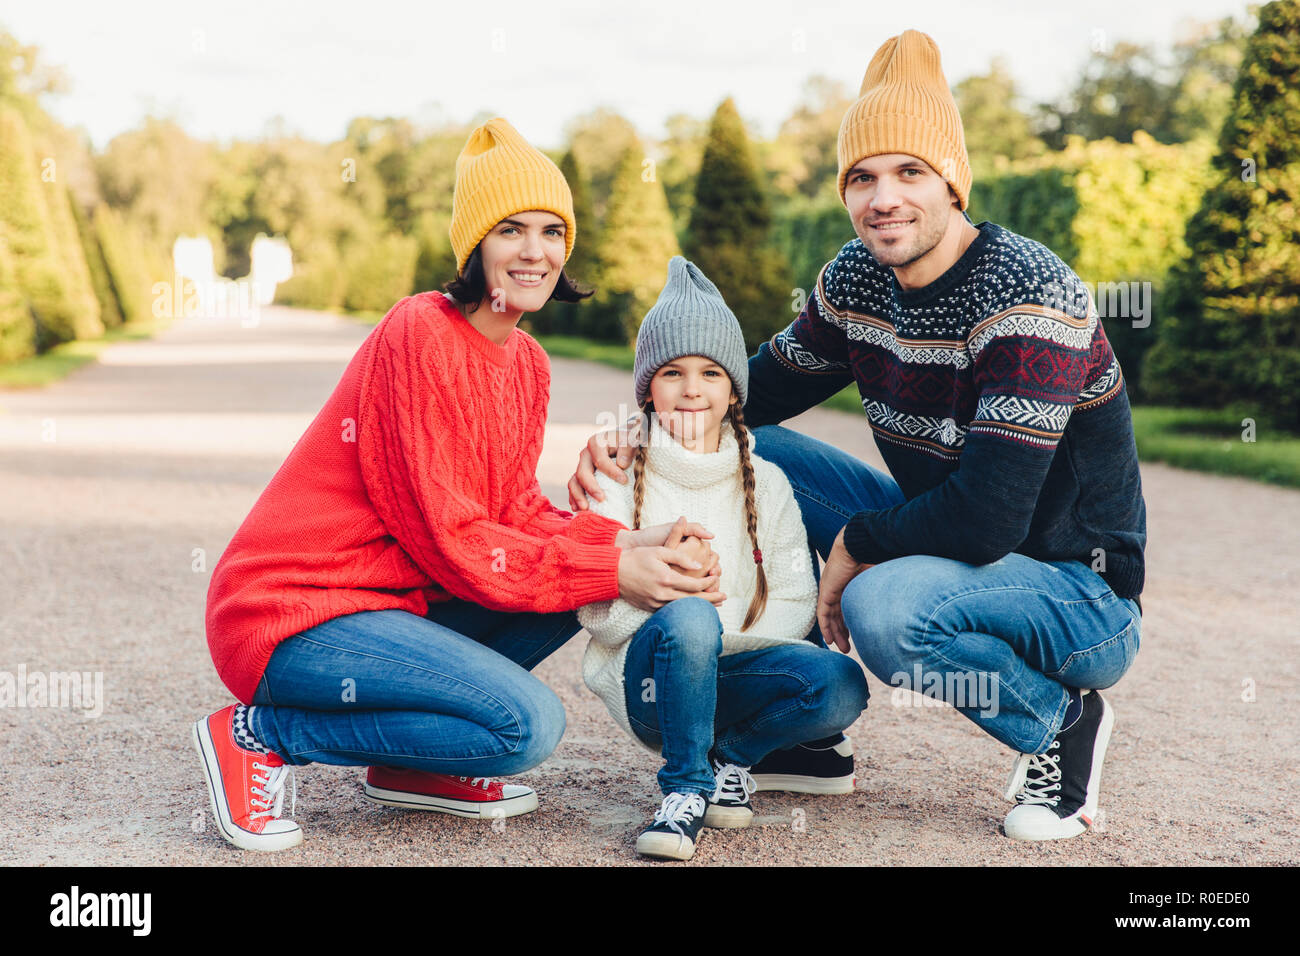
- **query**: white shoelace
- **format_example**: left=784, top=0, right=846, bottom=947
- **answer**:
left=458, top=777, right=490, bottom=789
left=250, top=762, right=298, bottom=820
left=1009, top=741, right=1063, bottom=807
left=710, top=762, right=756, bottom=804
left=653, top=792, right=707, bottom=838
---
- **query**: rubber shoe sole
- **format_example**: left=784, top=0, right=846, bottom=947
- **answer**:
left=703, top=803, right=753, bottom=828
left=363, top=782, right=538, bottom=818
left=636, top=829, right=698, bottom=861
left=750, top=772, right=856, bottom=795
left=191, top=718, right=303, bottom=852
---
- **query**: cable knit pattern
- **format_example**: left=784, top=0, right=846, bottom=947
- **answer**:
left=578, top=415, right=818, bottom=751
left=206, top=291, right=625, bottom=704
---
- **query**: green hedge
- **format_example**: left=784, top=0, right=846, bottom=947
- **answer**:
left=0, top=104, right=82, bottom=351
left=342, top=233, right=417, bottom=314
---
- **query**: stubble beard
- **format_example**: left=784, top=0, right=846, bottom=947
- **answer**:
left=861, top=210, right=950, bottom=270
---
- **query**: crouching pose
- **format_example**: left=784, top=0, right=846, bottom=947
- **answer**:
left=578, top=257, right=869, bottom=862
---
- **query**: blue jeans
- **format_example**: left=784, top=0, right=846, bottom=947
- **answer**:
left=246, top=600, right=582, bottom=775
left=623, top=597, right=870, bottom=796
left=751, top=425, right=1142, bottom=755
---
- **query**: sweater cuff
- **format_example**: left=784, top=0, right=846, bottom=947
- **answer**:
left=562, top=541, right=623, bottom=606
left=566, top=509, right=626, bottom=547
left=841, top=512, right=893, bottom=566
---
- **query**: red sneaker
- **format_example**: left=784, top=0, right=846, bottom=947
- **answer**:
left=364, top=766, right=539, bottom=818
left=192, top=704, right=302, bottom=851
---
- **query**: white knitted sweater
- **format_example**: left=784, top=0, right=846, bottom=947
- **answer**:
left=578, top=416, right=818, bottom=751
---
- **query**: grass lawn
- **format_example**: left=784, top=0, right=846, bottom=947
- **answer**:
left=1128, top=406, right=1300, bottom=489
left=0, top=317, right=175, bottom=389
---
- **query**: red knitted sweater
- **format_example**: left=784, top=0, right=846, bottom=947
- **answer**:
left=205, top=291, right=626, bottom=703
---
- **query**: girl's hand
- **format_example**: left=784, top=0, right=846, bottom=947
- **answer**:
left=617, top=545, right=727, bottom=612
left=615, top=515, right=715, bottom=550
left=700, top=549, right=722, bottom=592
left=662, top=519, right=721, bottom=589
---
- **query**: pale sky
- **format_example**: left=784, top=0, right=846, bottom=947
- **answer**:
left=1, top=0, right=1254, bottom=152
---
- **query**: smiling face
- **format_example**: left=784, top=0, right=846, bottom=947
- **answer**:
left=648, top=355, right=737, bottom=454
left=476, top=210, right=568, bottom=316
left=843, top=153, right=959, bottom=273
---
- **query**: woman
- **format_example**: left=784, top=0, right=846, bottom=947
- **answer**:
left=193, top=117, right=723, bottom=852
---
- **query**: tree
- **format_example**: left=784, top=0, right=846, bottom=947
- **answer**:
left=530, top=148, right=597, bottom=337
left=655, top=113, right=708, bottom=242
left=96, top=118, right=215, bottom=259
left=1035, top=15, right=1253, bottom=150
left=1142, top=0, right=1300, bottom=430
left=564, top=109, right=641, bottom=223
left=1037, top=42, right=1178, bottom=148
left=763, top=77, right=854, bottom=204
left=685, top=98, right=794, bottom=350
left=954, top=58, right=1046, bottom=175
left=592, top=145, right=680, bottom=344
left=1168, top=14, right=1254, bottom=143
left=0, top=104, right=81, bottom=350
left=0, top=233, right=35, bottom=362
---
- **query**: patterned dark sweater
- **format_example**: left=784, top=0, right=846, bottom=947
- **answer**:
left=744, top=222, right=1147, bottom=601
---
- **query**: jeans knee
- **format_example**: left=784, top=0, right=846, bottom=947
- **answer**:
left=503, top=684, right=566, bottom=772
left=649, top=597, right=724, bottom=662
left=819, top=654, right=870, bottom=725
left=841, top=569, right=915, bottom=680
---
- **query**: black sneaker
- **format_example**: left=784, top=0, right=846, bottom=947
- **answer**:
left=1003, top=689, right=1115, bottom=841
left=749, top=733, right=856, bottom=794
left=635, top=792, right=709, bottom=861
left=704, top=756, right=756, bottom=828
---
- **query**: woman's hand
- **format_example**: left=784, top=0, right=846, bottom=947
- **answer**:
left=568, top=422, right=643, bottom=510
left=817, top=526, right=872, bottom=653
left=616, top=521, right=725, bottom=612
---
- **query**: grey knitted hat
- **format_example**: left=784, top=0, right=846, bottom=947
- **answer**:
left=633, top=256, right=749, bottom=408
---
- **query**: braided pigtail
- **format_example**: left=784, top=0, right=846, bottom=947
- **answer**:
left=730, top=401, right=768, bottom=631
left=630, top=400, right=653, bottom=530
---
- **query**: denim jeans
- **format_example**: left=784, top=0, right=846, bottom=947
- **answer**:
left=623, top=597, right=870, bottom=796
left=246, top=600, right=582, bottom=776
left=751, top=424, right=1142, bottom=755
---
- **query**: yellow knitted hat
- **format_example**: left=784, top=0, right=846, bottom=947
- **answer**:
left=836, top=30, right=971, bottom=210
left=449, top=117, right=576, bottom=273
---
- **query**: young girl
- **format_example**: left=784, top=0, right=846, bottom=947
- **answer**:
left=578, top=256, right=870, bottom=861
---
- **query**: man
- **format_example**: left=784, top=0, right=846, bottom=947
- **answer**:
left=570, top=29, right=1145, bottom=841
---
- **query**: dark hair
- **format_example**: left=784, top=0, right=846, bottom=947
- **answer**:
left=442, top=246, right=593, bottom=314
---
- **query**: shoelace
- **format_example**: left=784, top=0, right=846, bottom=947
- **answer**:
left=653, top=792, right=707, bottom=839
left=250, top=762, right=298, bottom=820
left=1009, top=741, right=1063, bottom=807
left=710, top=762, right=756, bottom=804
left=458, top=777, right=490, bottom=790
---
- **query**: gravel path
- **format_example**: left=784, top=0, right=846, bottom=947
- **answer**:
left=1, top=304, right=1295, bottom=866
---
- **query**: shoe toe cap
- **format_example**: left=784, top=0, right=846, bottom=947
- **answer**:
left=1003, top=804, right=1085, bottom=842
left=249, top=818, right=302, bottom=836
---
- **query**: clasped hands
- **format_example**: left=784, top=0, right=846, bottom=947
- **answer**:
left=614, top=516, right=724, bottom=613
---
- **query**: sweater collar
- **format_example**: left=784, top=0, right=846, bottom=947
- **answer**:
left=643, top=414, right=753, bottom=489
left=437, top=292, right=518, bottom=367
left=892, top=221, right=1000, bottom=308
